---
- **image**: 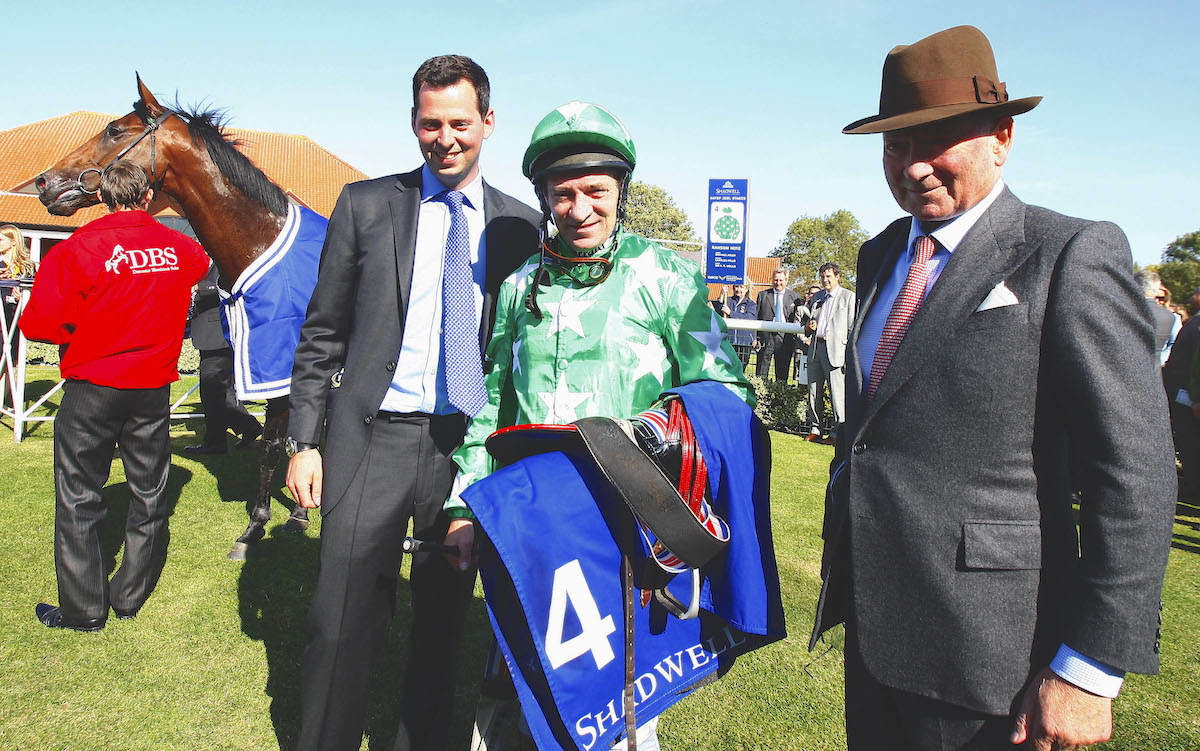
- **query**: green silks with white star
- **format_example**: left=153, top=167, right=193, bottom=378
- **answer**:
left=447, top=229, right=754, bottom=512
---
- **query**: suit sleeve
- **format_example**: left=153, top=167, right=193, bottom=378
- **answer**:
left=288, top=187, right=360, bottom=444
left=1044, top=221, right=1176, bottom=675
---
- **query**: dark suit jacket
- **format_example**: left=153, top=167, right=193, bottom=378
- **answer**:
left=288, top=168, right=540, bottom=512
left=756, top=287, right=800, bottom=347
left=189, top=263, right=228, bottom=351
left=810, top=187, right=1176, bottom=714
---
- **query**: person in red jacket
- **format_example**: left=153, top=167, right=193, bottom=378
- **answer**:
left=20, top=160, right=208, bottom=631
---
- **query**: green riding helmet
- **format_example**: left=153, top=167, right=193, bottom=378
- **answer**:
left=522, top=101, right=637, bottom=183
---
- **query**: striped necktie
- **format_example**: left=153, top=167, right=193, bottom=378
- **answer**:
left=441, top=190, right=487, bottom=417
left=865, top=235, right=936, bottom=402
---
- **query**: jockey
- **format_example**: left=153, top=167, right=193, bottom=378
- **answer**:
left=445, top=102, right=755, bottom=750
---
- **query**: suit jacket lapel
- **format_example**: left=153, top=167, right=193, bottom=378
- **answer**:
left=863, top=188, right=1033, bottom=417
left=388, top=169, right=422, bottom=319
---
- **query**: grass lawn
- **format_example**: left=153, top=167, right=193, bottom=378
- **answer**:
left=1, top=368, right=1197, bottom=749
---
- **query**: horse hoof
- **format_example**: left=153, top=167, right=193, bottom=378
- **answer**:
left=227, top=542, right=254, bottom=561
left=281, top=517, right=310, bottom=534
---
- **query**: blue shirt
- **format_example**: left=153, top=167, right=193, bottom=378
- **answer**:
left=856, top=179, right=1004, bottom=388
left=379, top=166, right=487, bottom=414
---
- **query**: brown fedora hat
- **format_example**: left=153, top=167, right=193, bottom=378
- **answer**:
left=844, top=25, right=1041, bottom=134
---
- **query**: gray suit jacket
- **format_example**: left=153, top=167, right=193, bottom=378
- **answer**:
left=288, top=168, right=540, bottom=512
left=810, top=284, right=855, bottom=369
left=810, top=187, right=1176, bottom=714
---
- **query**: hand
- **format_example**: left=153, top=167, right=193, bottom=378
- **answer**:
left=1011, top=667, right=1113, bottom=750
left=444, top=518, right=475, bottom=572
left=1192, top=402, right=1200, bottom=421
left=286, top=449, right=323, bottom=508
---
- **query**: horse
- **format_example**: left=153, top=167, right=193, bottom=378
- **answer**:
left=35, top=75, right=317, bottom=560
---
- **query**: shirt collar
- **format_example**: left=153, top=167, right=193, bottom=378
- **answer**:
left=420, top=164, right=484, bottom=211
left=906, top=178, right=1005, bottom=255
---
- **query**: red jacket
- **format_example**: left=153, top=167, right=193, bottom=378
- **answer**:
left=20, top=210, right=209, bottom=388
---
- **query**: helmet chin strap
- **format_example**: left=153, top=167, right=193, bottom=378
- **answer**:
left=524, top=171, right=629, bottom=318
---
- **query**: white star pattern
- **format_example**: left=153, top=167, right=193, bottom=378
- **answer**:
left=628, top=333, right=668, bottom=383
left=512, top=336, right=524, bottom=377
left=555, top=101, right=590, bottom=124
left=627, top=253, right=675, bottom=297
left=538, top=371, right=592, bottom=422
left=510, top=258, right=540, bottom=295
left=541, top=287, right=595, bottom=338
left=687, top=312, right=733, bottom=371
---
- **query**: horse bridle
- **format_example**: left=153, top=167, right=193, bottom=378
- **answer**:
left=77, top=110, right=179, bottom=195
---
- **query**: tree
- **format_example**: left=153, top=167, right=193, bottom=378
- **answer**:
left=622, top=181, right=699, bottom=244
left=770, top=209, right=867, bottom=287
left=1152, top=262, right=1200, bottom=305
left=1165, top=230, right=1200, bottom=264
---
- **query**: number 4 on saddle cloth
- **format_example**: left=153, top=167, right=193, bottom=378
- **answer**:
left=461, top=381, right=786, bottom=751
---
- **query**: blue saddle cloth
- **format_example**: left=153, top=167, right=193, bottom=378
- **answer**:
left=221, top=204, right=326, bottom=400
left=463, top=380, right=785, bottom=751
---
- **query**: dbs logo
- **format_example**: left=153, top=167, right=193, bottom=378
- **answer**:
left=104, top=244, right=180, bottom=275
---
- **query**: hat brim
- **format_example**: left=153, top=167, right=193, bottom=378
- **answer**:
left=843, top=96, right=1041, bottom=135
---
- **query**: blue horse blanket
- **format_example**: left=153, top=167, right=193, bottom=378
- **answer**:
left=462, top=380, right=785, bottom=751
left=222, top=204, right=326, bottom=400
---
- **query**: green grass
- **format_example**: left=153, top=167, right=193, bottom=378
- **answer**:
left=1, top=368, right=1198, bottom=749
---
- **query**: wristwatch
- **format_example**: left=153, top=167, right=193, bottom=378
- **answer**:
left=285, top=437, right=319, bottom=457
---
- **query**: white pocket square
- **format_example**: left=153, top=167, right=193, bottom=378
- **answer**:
left=976, top=281, right=1020, bottom=312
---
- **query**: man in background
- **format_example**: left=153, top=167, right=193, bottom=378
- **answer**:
left=755, top=268, right=799, bottom=380
left=803, top=262, right=854, bottom=443
left=21, top=160, right=208, bottom=631
left=184, top=263, right=261, bottom=454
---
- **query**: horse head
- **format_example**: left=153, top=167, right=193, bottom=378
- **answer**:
left=35, top=75, right=188, bottom=216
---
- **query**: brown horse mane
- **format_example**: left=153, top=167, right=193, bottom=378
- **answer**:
left=134, top=99, right=288, bottom=217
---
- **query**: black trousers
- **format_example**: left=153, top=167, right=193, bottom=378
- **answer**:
left=1170, top=399, right=1200, bottom=498
left=296, top=411, right=477, bottom=751
left=53, top=380, right=172, bottom=620
left=197, top=348, right=259, bottom=444
left=844, top=623, right=1017, bottom=750
left=756, top=334, right=794, bottom=381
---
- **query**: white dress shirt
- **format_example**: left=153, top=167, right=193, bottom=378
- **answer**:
left=380, top=166, right=487, bottom=414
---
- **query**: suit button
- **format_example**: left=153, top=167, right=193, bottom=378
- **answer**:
left=364, top=415, right=373, bottom=425
left=853, top=442, right=866, bottom=454
left=386, top=361, right=395, bottom=372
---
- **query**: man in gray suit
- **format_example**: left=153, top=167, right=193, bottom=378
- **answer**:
left=804, top=262, right=855, bottom=443
left=285, top=56, right=539, bottom=751
left=810, top=26, right=1177, bottom=750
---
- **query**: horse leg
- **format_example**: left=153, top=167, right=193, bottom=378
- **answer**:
left=228, top=396, right=292, bottom=559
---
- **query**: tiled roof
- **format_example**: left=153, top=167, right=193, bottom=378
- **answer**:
left=706, top=256, right=782, bottom=299
left=0, top=111, right=366, bottom=229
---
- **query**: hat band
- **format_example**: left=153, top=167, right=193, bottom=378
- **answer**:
left=883, top=75, right=1008, bottom=116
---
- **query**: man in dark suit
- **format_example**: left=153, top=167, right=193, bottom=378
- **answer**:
left=755, top=268, right=800, bottom=380
left=810, top=26, right=1177, bottom=750
left=285, top=55, right=539, bottom=751
left=184, top=263, right=261, bottom=454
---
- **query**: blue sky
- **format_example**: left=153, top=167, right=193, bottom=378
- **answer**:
left=5, top=1, right=1196, bottom=267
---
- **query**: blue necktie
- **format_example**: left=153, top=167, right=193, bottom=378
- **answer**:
left=441, top=190, right=487, bottom=417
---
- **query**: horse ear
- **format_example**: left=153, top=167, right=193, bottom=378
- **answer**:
left=135, top=73, right=165, bottom=117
